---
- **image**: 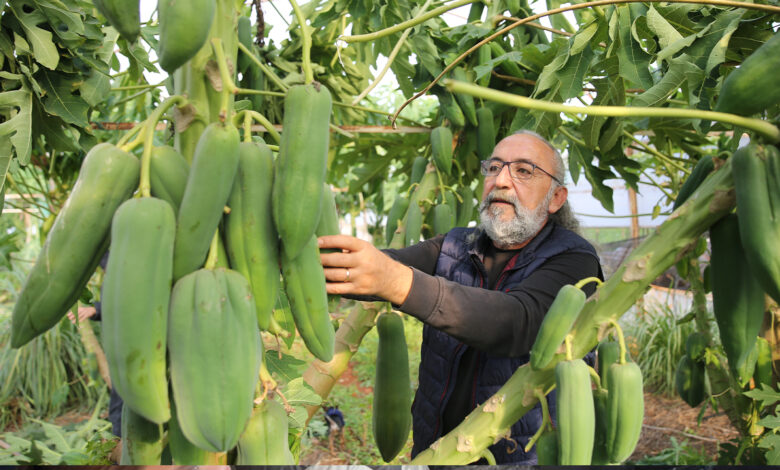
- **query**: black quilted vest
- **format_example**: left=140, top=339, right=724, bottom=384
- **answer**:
left=410, top=222, right=599, bottom=463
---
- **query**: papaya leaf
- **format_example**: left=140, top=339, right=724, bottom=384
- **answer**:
left=559, top=46, right=595, bottom=100
left=264, top=349, right=307, bottom=383
left=8, top=1, right=59, bottom=70
left=583, top=161, right=616, bottom=213
left=615, top=5, right=653, bottom=90
left=759, top=433, right=780, bottom=464
left=743, top=383, right=780, bottom=410
left=645, top=5, right=683, bottom=52
left=0, top=86, right=33, bottom=170
left=570, top=22, right=598, bottom=55
left=631, top=55, right=697, bottom=107
left=38, top=70, right=89, bottom=128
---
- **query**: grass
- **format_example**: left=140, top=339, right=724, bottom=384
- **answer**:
left=623, top=301, right=715, bottom=396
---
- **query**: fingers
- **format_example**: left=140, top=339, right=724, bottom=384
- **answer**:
left=320, top=250, right=359, bottom=268
left=318, top=235, right=364, bottom=251
left=323, top=267, right=354, bottom=283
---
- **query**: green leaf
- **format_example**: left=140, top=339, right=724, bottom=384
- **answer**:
left=35, top=0, right=85, bottom=42
left=758, top=415, right=780, bottom=430
left=631, top=55, right=697, bottom=107
left=759, top=433, right=780, bottom=464
left=0, top=86, right=33, bottom=171
left=8, top=1, right=59, bottom=70
left=615, top=5, right=653, bottom=89
left=744, top=383, right=780, bottom=410
left=281, top=378, right=323, bottom=429
left=264, top=350, right=306, bottom=383
left=558, top=45, right=595, bottom=100
left=348, top=157, right=391, bottom=193
left=38, top=71, right=89, bottom=128
left=408, top=34, right=442, bottom=78
left=570, top=22, right=599, bottom=55
left=583, top=161, right=616, bottom=213
left=646, top=5, right=683, bottom=52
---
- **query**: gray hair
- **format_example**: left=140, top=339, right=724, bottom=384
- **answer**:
left=510, top=130, right=581, bottom=234
left=511, top=129, right=565, bottom=186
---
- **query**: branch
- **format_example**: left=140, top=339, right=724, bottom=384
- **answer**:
left=390, top=0, right=780, bottom=126
left=302, top=302, right=380, bottom=422
left=444, top=80, right=780, bottom=143
left=410, top=157, right=737, bottom=464
left=289, top=0, right=313, bottom=84
left=342, top=0, right=477, bottom=43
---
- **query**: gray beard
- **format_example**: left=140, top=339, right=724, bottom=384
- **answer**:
left=478, top=189, right=553, bottom=249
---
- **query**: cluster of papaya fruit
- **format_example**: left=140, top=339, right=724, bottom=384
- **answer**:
left=672, top=141, right=779, bottom=408
left=527, top=279, right=643, bottom=465
left=10, top=2, right=341, bottom=458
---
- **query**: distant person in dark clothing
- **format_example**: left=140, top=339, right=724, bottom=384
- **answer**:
left=318, top=131, right=602, bottom=463
left=67, top=252, right=123, bottom=437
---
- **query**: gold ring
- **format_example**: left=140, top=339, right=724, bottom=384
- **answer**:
left=345, top=268, right=350, bottom=282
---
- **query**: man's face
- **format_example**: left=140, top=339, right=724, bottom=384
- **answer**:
left=479, top=134, right=565, bottom=248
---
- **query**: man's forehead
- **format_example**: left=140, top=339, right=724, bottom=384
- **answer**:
left=492, top=134, right=555, bottom=164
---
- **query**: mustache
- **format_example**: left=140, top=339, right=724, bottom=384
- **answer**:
left=480, top=191, right=521, bottom=212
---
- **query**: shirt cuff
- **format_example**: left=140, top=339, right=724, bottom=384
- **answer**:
left=398, top=267, right=440, bottom=322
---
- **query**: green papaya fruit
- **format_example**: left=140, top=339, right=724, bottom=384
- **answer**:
left=373, top=313, right=412, bottom=462
left=714, top=32, right=780, bottom=116
left=236, top=399, right=295, bottom=464
left=709, top=213, right=765, bottom=387
left=102, top=197, right=174, bottom=424
left=149, top=145, right=189, bottom=216
left=556, top=358, right=595, bottom=464
left=673, top=156, right=714, bottom=210
left=173, top=122, right=240, bottom=281
left=280, top=236, right=335, bottom=362
left=431, top=126, right=453, bottom=175
left=168, top=268, right=261, bottom=452
left=94, top=0, right=140, bottom=43
left=158, top=0, right=216, bottom=73
left=225, top=141, right=279, bottom=331
left=606, top=361, right=644, bottom=463
left=272, top=83, right=332, bottom=260
left=675, top=355, right=706, bottom=407
left=120, top=403, right=163, bottom=465
left=733, top=143, right=780, bottom=304
left=11, top=143, right=139, bottom=348
left=530, top=284, right=587, bottom=370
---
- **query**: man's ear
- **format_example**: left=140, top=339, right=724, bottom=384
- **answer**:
left=547, top=186, right=568, bottom=214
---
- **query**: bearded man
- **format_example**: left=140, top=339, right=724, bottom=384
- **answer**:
left=318, top=130, right=602, bottom=464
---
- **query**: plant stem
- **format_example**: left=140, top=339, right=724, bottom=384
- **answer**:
left=204, top=231, right=220, bottom=270
left=289, top=0, right=313, bottom=84
left=110, top=82, right=166, bottom=92
left=445, top=80, right=780, bottom=143
left=390, top=0, right=780, bottom=126
left=623, top=130, right=690, bottom=175
left=249, top=111, right=281, bottom=143
left=235, top=88, right=285, bottom=97
left=564, top=334, right=573, bottom=361
left=342, top=0, right=477, bottom=42
left=210, top=38, right=234, bottom=121
left=609, top=319, right=627, bottom=364
left=302, top=302, right=381, bottom=422
left=136, top=96, right=188, bottom=198
left=351, top=0, right=433, bottom=105
left=588, top=365, right=604, bottom=391
left=575, top=276, right=603, bottom=290
left=237, top=42, right=289, bottom=92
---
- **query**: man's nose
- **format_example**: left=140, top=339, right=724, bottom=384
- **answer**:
left=494, top=163, right=514, bottom=187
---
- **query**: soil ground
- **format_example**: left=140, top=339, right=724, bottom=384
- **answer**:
left=301, top=364, right=740, bottom=465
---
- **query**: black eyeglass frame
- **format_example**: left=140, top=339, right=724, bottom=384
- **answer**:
left=480, top=159, right=563, bottom=186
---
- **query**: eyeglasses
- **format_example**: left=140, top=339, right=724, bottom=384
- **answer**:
left=480, top=159, right=562, bottom=185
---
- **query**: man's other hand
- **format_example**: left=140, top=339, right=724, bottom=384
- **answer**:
left=67, top=306, right=97, bottom=324
left=318, top=235, right=413, bottom=305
